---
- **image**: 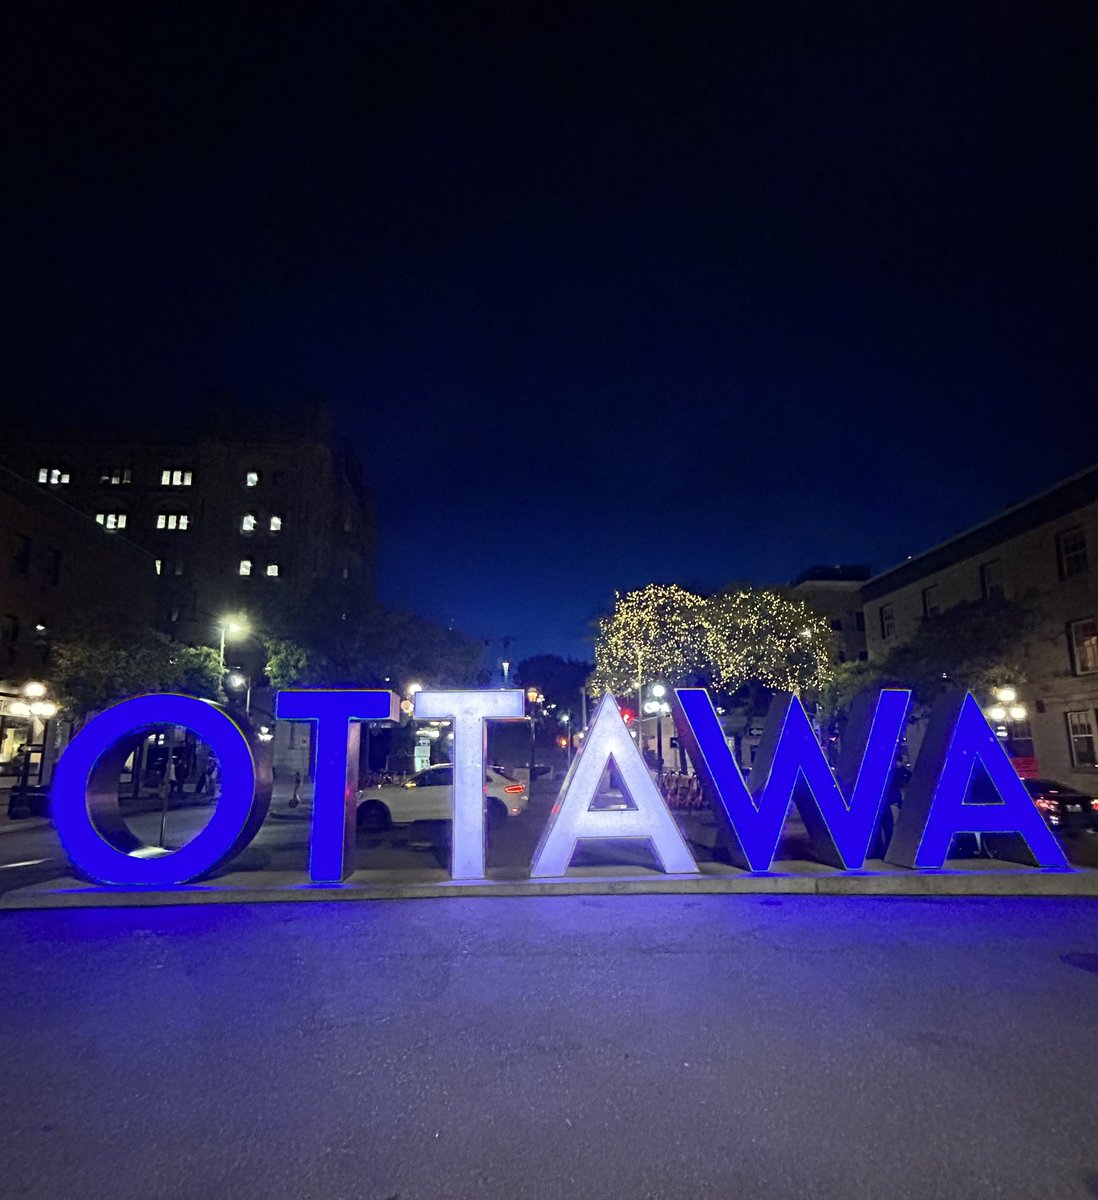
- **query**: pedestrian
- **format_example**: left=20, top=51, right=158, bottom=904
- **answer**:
left=289, top=770, right=302, bottom=809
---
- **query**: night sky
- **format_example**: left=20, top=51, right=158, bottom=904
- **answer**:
left=5, top=4, right=1096, bottom=661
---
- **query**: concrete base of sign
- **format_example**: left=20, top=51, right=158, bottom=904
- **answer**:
left=4, top=859, right=1098, bottom=908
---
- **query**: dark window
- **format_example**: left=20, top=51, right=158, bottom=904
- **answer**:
left=858, top=650, right=869, bottom=661
left=854, top=611, right=865, bottom=632
left=921, top=585, right=940, bottom=618
left=44, top=547, right=61, bottom=587
left=13, top=534, right=31, bottom=576
left=1008, top=716, right=1035, bottom=760
left=980, top=559, right=1004, bottom=599
left=879, top=604, right=895, bottom=640
left=1069, top=618, right=1098, bottom=675
left=1, top=614, right=18, bottom=663
left=1066, top=710, right=1097, bottom=768
left=100, top=467, right=132, bottom=485
left=1057, top=528, right=1089, bottom=580
left=829, top=618, right=843, bottom=631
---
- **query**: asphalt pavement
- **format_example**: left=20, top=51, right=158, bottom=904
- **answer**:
left=1, top=894, right=1097, bottom=1200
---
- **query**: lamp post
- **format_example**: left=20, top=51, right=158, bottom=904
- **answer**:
left=526, top=686, right=540, bottom=789
left=218, top=615, right=250, bottom=669
left=559, top=710, right=573, bottom=767
left=226, top=671, right=252, bottom=716
left=643, top=682, right=671, bottom=780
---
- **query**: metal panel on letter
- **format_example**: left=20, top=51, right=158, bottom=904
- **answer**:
left=413, top=690, right=526, bottom=880
left=673, top=686, right=910, bottom=871
left=885, top=691, right=1069, bottom=870
left=51, top=694, right=271, bottom=886
left=275, top=689, right=400, bottom=883
left=530, top=692, right=697, bottom=877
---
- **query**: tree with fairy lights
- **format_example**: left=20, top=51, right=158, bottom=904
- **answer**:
left=591, top=584, right=709, bottom=694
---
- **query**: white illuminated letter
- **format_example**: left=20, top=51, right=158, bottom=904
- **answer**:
left=530, top=693, right=698, bottom=877
left=413, top=689, right=526, bottom=880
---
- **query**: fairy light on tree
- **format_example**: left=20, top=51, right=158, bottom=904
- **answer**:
left=591, top=584, right=708, bottom=694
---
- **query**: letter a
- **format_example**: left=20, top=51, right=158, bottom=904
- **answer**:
left=530, top=693, right=697, bottom=877
left=886, top=692, right=1068, bottom=869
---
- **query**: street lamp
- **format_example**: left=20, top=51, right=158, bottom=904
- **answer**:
left=558, top=710, right=573, bottom=766
left=218, top=615, right=250, bottom=668
left=526, top=686, right=541, bottom=788
left=225, top=671, right=252, bottom=715
left=643, top=683, right=671, bottom=779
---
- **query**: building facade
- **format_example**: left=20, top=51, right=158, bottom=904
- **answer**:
left=786, top=565, right=870, bottom=664
left=861, top=465, right=1098, bottom=794
left=2, top=422, right=375, bottom=650
left=1, top=465, right=156, bottom=781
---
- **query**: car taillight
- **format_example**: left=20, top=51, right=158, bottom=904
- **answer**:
left=1035, top=796, right=1060, bottom=812
left=1092, top=799, right=1098, bottom=812
left=504, top=784, right=525, bottom=794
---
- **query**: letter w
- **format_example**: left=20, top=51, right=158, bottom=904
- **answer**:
left=673, top=688, right=911, bottom=871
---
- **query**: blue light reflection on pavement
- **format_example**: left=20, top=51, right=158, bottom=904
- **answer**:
left=1, top=895, right=1096, bottom=1200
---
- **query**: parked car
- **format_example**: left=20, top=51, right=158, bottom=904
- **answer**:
left=356, top=764, right=528, bottom=831
left=1021, top=777, right=1098, bottom=835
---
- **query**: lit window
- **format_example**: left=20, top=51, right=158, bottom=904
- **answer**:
left=266, top=563, right=279, bottom=577
left=1067, top=710, right=1097, bottom=768
left=245, top=471, right=259, bottom=488
left=100, top=467, right=131, bottom=485
left=95, top=512, right=127, bottom=530
left=241, top=513, right=257, bottom=533
left=38, top=467, right=70, bottom=486
left=269, top=515, right=282, bottom=532
left=1070, top=619, right=1098, bottom=675
left=155, top=559, right=162, bottom=575
left=1057, top=528, right=1089, bottom=580
left=341, top=566, right=350, bottom=580
left=879, top=603, right=895, bottom=640
left=161, top=469, right=193, bottom=487
left=239, top=559, right=253, bottom=577
left=157, top=513, right=190, bottom=531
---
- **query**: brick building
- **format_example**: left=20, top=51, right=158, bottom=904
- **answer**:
left=861, top=465, right=1098, bottom=793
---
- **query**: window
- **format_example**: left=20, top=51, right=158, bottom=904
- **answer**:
left=100, top=467, right=131, bottom=485
left=37, top=467, right=70, bottom=485
left=269, top=515, right=282, bottom=532
left=95, top=512, right=127, bottom=530
left=1070, top=619, right=1098, bottom=675
left=854, top=611, right=866, bottom=632
left=341, top=566, right=350, bottom=580
left=160, top=469, right=193, bottom=487
left=1, top=615, right=18, bottom=664
left=239, top=559, right=253, bottom=577
left=156, top=513, right=189, bottom=530
left=241, top=513, right=257, bottom=533
left=155, top=559, right=162, bottom=575
left=245, top=470, right=259, bottom=488
left=1066, top=710, right=1097, bottom=768
left=980, top=559, right=1004, bottom=599
left=1007, top=715, right=1035, bottom=760
left=44, top=547, right=61, bottom=586
left=13, top=534, right=31, bottom=576
left=167, top=606, right=180, bottom=624
left=879, top=603, right=895, bottom=640
left=266, top=562, right=280, bottom=577
left=921, top=585, right=940, bottom=618
left=1057, top=528, right=1089, bottom=580
left=829, top=618, right=843, bottom=632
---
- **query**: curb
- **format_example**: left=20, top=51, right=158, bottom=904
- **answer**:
left=4, top=866, right=1098, bottom=909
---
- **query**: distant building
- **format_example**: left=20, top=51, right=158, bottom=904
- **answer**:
left=861, top=465, right=1098, bottom=793
left=786, top=565, right=870, bottom=664
left=0, top=465, right=156, bottom=779
left=1, top=417, right=375, bottom=648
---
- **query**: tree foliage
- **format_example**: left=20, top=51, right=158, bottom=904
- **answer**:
left=591, top=583, right=835, bottom=697
left=49, top=627, right=222, bottom=720
left=513, top=654, right=593, bottom=714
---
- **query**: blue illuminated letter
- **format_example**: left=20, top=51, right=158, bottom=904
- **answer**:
left=886, top=692, right=1069, bottom=870
left=674, top=687, right=911, bottom=871
left=530, top=693, right=697, bottom=877
left=52, top=694, right=271, bottom=886
left=275, top=689, right=399, bottom=882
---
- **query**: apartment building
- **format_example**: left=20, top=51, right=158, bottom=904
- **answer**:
left=861, top=465, right=1098, bottom=793
left=2, top=418, right=375, bottom=649
left=786, top=564, right=870, bottom=664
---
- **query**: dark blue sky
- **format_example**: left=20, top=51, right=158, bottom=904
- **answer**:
left=5, top=3, right=1096, bottom=661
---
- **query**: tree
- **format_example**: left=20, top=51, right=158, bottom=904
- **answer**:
left=49, top=627, right=222, bottom=722
left=591, top=584, right=709, bottom=694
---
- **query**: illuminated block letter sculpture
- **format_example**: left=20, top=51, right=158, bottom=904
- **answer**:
left=413, top=689, right=526, bottom=879
left=275, top=689, right=400, bottom=882
left=51, top=694, right=272, bottom=886
left=673, top=687, right=910, bottom=871
left=886, top=691, right=1069, bottom=870
left=530, top=693, right=697, bottom=877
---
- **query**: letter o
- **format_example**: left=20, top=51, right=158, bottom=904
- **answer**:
left=51, top=694, right=272, bottom=886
